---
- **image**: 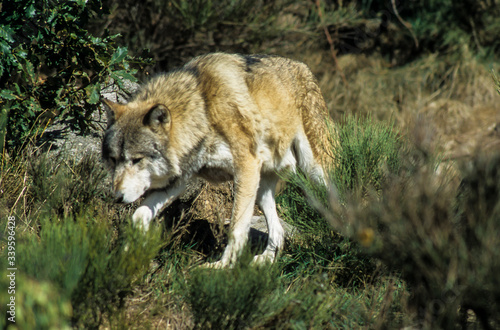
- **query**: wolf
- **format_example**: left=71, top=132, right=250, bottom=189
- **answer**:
left=102, top=53, right=329, bottom=267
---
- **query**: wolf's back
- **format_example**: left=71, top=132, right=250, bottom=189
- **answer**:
left=130, top=53, right=331, bottom=166
left=248, top=55, right=331, bottom=166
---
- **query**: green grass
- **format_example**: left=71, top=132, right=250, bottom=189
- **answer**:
left=329, top=115, right=403, bottom=196
left=186, top=253, right=278, bottom=329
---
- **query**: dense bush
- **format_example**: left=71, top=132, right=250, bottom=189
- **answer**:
left=93, top=0, right=500, bottom=75
left=328, top=0, right=500, bottom=60
left=329, top=115, right=403, bottom=196
left=0, top=214, right=162, bottom=328
left=187, top=254, right=278, bottom=329
left=185, top=250, right=403, bottom=329
left=0, top=0, right=145, bottom=154
left=313, top=132, right=500, bottom=328
left=91, top=0, right=295, bottom=73
left=401, top=0, right=500, bottom=56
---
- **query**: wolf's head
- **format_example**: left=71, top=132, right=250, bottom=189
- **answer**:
left=102, top=100, right=173, bottom=203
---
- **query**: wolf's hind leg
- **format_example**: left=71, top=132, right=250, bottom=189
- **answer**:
left=253, top=172, right=283, bottom=265
left=132, top=181, right=186, bottom=231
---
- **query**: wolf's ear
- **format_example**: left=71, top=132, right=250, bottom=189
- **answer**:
left=103, top=99, right=127, bottom=126
left=143, top=104, right=171, bottom=129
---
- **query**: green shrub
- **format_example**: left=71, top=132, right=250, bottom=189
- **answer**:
left=0, top=144, right=109, bottom=226
left=0, top=270, right=73, bottom=329
left=258, top=275, right=408, bottom=329
left=353, top=0, right=500, bottom=58
left=274, top=116, right=403, bottom=287
left=276, top=178, right=375, bottom=287
left=329, top=115, right=403, bottom=197
left=8, top=215, right=163, bottom=328
left=408, top=0, right=500, bottom=56
left=94, top=0, right=298, bottom=72
left=186, top=253, right=278, bottom=329
left=184, top=255, right=405, bottom=329
left=0, top=145, right=162, bottom=328
left=0, top=0, right=146, bottom=154
left=314, top=138, right=500, bottom=328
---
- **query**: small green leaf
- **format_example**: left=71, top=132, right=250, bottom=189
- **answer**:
left=112, top=70, right=137, bottom=82
left=109, top=47, right=128, bottom=66
left=0, top=41, right=11, bottom=55
left=0, top=25, right=15, bottom=43
left=0, top=89, right=17, bottom=100
left=25, top=4, right=36, bottom=18
left=23, top=60, right=36, bottom=84
left=85, top=83, right=101, bottom=104
left=16, top=49, right=28, bottom=59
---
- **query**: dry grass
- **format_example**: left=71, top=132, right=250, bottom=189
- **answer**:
left=301, top=50, right=500, bottom=165
left=1, top=145, right=44, bottom=232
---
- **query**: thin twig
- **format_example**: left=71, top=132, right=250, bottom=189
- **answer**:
left=391, top=0, right=419, bottom=49
left=315, top=0, right=348, bottom=87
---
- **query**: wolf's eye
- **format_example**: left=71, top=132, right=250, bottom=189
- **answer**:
left=132, top=158, right=143, bottom=165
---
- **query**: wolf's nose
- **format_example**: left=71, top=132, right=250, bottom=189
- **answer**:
left=114, top=192, right=124, bottom=203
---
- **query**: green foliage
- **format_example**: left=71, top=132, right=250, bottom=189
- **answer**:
left=360, top=0, right=500, bottom=57
left=0, top=145, right=162, bottom=327
left=330, top=115, right=403, bottom=197
left=95, top=0, right=294, bottom=71
left=8, top=215, right=163, bottom=327
left=184, top=254, right=405, bottom=329
left=170, top=0, right=258, bottom=32
left=0, top=144, right=110, bottom=228
left=185, top=256, right=402, bottom=329
left=0, top=0, right=145, bottom=154
left=310, top=134, right=500, bottom=328
left=186, top=254, right=278, bottom=329
left=258, top=276, right=406, bottom=329
left=0, top=271, right=72, bottom=329
left=276, top=175, right=375, bottom=287
left=274, top=117, right=402, bottom=287
left=409, top=0, right=500, bottom=55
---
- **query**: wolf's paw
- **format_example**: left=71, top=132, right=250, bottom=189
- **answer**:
left=132, top=206, right=152, bottom=231
left=200, top=260, right=233, bottom=269
left=252, top=252, right=275, bottom=266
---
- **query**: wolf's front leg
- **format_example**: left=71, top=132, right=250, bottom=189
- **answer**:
left=132, top=181, right=186, bottom=231
left=214, top=158, right=262, bottom=268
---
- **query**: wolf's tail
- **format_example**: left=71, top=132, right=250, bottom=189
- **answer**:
left=299, top=70, right=334, bottom=175
left=288, top=70, right=333, bottom=186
